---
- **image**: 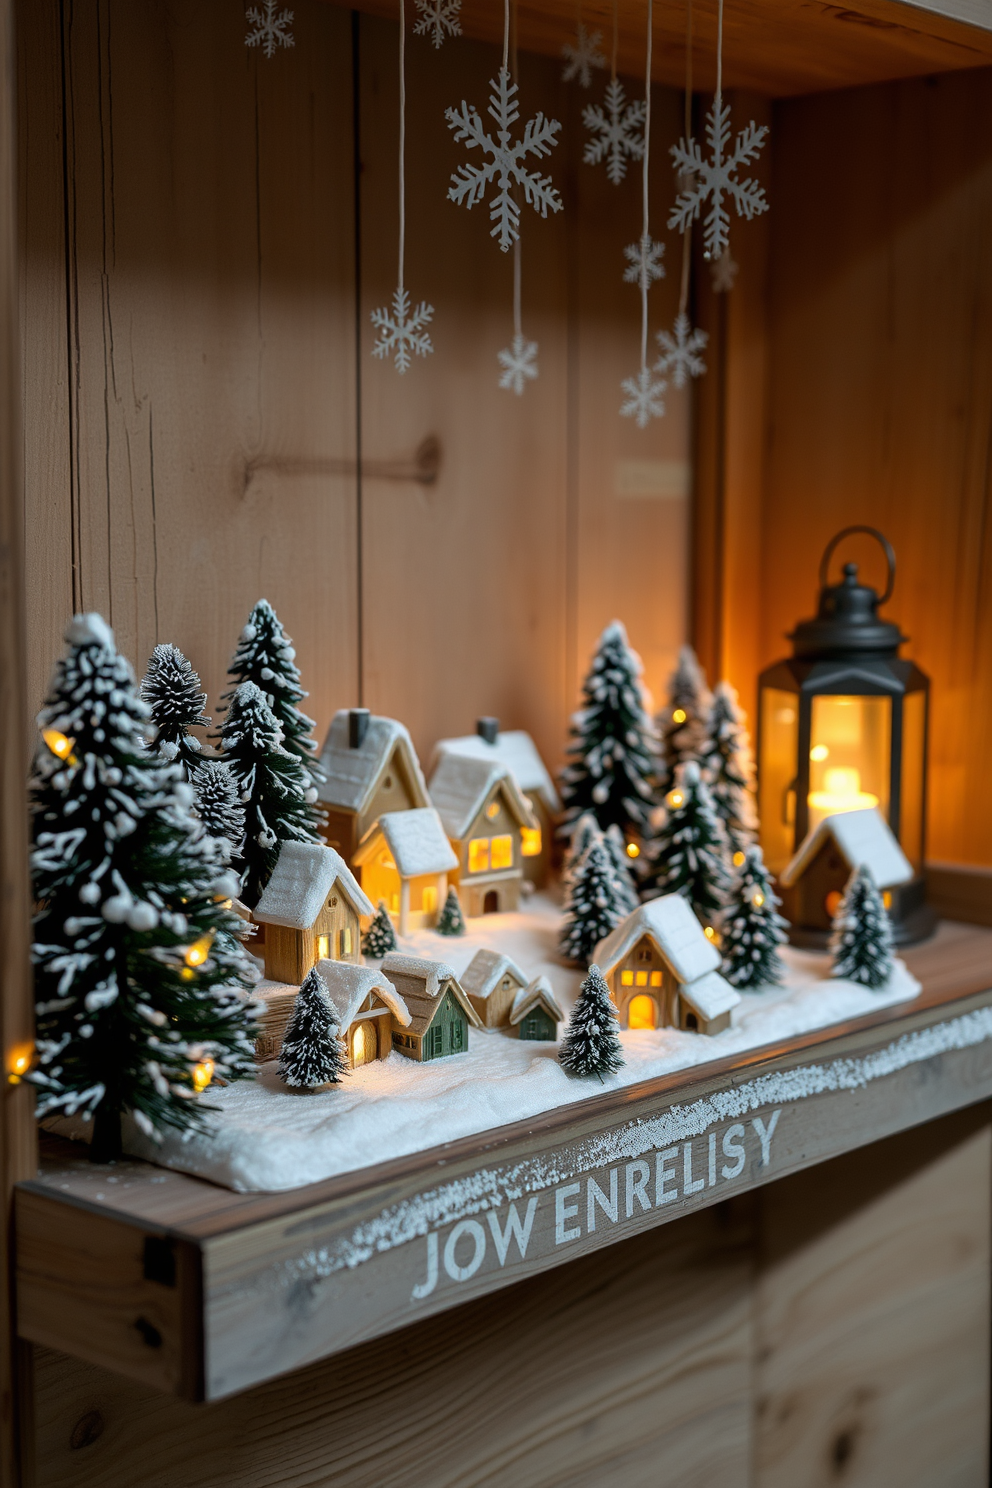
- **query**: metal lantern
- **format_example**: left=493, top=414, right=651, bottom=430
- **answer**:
left=757, top=526, right=934, bottom=946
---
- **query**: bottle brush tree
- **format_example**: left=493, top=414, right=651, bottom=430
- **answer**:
left=641, top=761, right=728, bottom=928
left=656, top=645, right=711, bottom=797
left=830, top=865, right=894, bottom=989
left=221, top=599, right=324, bottom=786
left=720, top=845, right=789, bottom=989
left=560, top=838, right=627, bottom=965
left=192, top=759, right=245, bottom=865
left=562, top=812, right=601, bottom=886
left=362, top=900, right=398, bottom=957
left=700, top=682, right=757, bottom=862
left=139, top=642, right=210, bottom=779
left=558, top=964, right=625, bottom=1079
left=435, top=886, right=466, bottom=936
left=278, top=966, right=348, bottom=1089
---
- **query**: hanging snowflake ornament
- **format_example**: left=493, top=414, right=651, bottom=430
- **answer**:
left=413, top=0, right=462, bottom=48
left=620, top=367, right=667, bottom=428
left=561, top=24, right=607, bottom=88
left=446, top=69, right=563, bottom=253
left=497, top=333, right=539, bottom=395
left=623, top=234, right=665, bottom=291
left=668, top=96, right=768, bottom=260
left=582, top=80, right=645, bottom=185
left=654, top=312, right=708, bottom=388
left=371, top=289, right=434, bottom=374
left=245, top=1, right=295, bottom=58
left=710, top=247, right=738, bottom=292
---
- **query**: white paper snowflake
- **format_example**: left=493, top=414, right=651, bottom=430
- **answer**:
left=654, top=313, right=708, bottom=388
left=498, top=333, right=539, bottom=395
left=561, top=25, right=606, bottom=88
left=668, top=96, right=768, bottom=260
left=371, top=289, right=434, bottom=374
left=245, top=1, right=295, bottom=58
left=620, top=367, right=667, bottom=427
left=623, top=234, right=665, bottom=291
left=446, top=69, right=563, bottom=253
left=414, top=0, right=462, bottom=48
left=582, top=80, right=645, bottom=185
left=710, top=247, right=739, bottom=293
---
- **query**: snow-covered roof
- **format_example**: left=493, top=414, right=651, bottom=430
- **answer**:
left=432, top=730, right=561, bottom=814
left=316, top=711, right=430, bottom=815
left=428, top=754, right=537, bottom=841
left=593, top=895, right=720, bottom=985
left=253, top=841, right=373, bottom=927
left=381, top=953, right=483, bottom=1031
left=354, top=808, right=457, bottom=878
left=780, top=807, right=913, bottom=890
left=680, top=969, right=740, bottom=1022
left=510, top=974, right=564, bottom=1026
left=460, top=948, right=528, bottom=1002
left=381, top=953, right=456, bottom=997
left=314, top=958, right=411, bottom=1029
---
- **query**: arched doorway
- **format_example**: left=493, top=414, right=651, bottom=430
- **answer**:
left=627, top=994, right=658, bottom=1030
left=351, top=1021, right=377, bottom=1067
left=483, top=890, right=499, bottom=914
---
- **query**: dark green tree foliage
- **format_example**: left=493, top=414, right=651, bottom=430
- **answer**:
left=700, top=682, right=756, bottom=860
left=642, top=761, right=728, bottom=926
left=558, top=964, right=625, bottom=1079
left=30, top=614, right=259, bottom=1162
left=362, top=900, right=398, bottom=957
left=559, top=621, right=657, bottom=841
left=830, top=866, right=894, bottom=989
left=221, top=600, right=323, bottom=785
left=220, top=682, right=322, bottom=909
left=720, top=845, right=789, bottom=989
left=604, top=824, right=640, bottom=914
left=435, top=886, right=466, bottom=936
left=560, top=838, right=626, bottom=965
left=278, top=966, right=347, bottom=1089
left=656, top=645, right=711, bottom=796
left=563, top=812, right=601, bottom=886
left=192, top=759, right=245, bottom=865
left=139, top=643, right=210, bottom=779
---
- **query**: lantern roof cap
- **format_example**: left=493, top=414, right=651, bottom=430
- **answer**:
left=790, top=528, right=905, bottom=660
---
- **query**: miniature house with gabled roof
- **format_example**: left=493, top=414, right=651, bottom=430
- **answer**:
left=428, top=753, right=538, bottom=917
left=352, top=807, right=457, bottom=935
left=432, top=719, right=561, bottom=886
left=593, top=895, right=741, bottom=1036
left=316, top=708, right=430, bottom=865
left=316, top=959, right=411, bottom=1069
left=381, top=953, right=482, bottom=1061
left=509, top=975, right=563, bottom=1042
left=253, top=841, right=373, bottom=986
left=460, top=948, right=528, bottom=1028
left=779, top=806, right=913, bottom=940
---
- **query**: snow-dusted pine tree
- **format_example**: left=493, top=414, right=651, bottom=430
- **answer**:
left=560, top=838, right=626, bottom=964
left=656, top=645, right=711, bottom=796
left=558, top=964, right=625, bottom=1078
left=30, top=614, right=259, bottom=1162
left=700, top=681, right=756, bottom=861
left=362, top=900, right=398, bottom=957
left=559, top=621, right=657, bottom=841
left=192, top=759, right=245, bottom=864
left=641, top=760, right=727, bottom=926
left=140, top=643, right=210, bottom=779
left=221, top=600, right=324, bottom=785
left=830, top=866, right=894, bottom=989
left=604, top=824, right=640, bottom=914
left=219, top=681, right=322, bottom=908
left=720, top=844, right=788, bottom=989
left=562, top=812, right=601, bottom=885
left=278, top=966, right=348, bottom=1089
left=435, top=886, right=466, bottom=936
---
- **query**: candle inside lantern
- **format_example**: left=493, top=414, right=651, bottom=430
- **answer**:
left=807, top=766, right=879, bottom=832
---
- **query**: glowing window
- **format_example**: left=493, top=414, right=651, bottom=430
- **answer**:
left=620, top=970, right=635, bottom=986
left=422, top=885, right=437, bottom=914
left=825, top=890, right=843, bottom=919
left=486, top=800, right=500, bottom=820
left=520, top=826, right=542, bottom=857
left=650, top=971, right=663, bottom=987
left=628, top=995, right=657, bottom=1030
left=338, top=927, right=352, bottom=957
left=390, top=893, right=400, bottom=913
left=468, top=838, right=490, bottom=874
left=316, top=935, right=330, bottom=960
left=635, top=970, right=648, bottom=986
left=491, top=835, right=513, bottom=870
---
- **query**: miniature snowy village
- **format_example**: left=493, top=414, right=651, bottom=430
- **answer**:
left=29, top=604, right=921, bottom=1192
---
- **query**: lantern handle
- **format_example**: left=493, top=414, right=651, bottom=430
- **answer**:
left=818, top=526, right=896, bottom=606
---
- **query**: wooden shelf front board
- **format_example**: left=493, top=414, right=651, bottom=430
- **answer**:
left=16, top=920, right=992, bottom=1402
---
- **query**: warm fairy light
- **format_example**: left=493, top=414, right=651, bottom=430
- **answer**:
left=751, top=890, right=765, bottom=908
left=704, top=925, right=717, bottom=941
left=180, top=968, right=196, bottom=982
left=42, top=729, right=77, bottom=765
left=6, top=1043, right=33, bottom=1084
left=810, top=744, right=829, bottom=762
left=625, top=842, right=640, bottom=859
left=672, top=708, right=687, bottom=725
left=667, top=790, right=684, bottom=809
left=183, top=933, right=214, bottom=969
left=732, top=850, right=746, bottom=867
left=192, top=1059, right=215, bottom=1093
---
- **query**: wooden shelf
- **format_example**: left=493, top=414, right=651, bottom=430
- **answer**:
left=16, top=920, right=992, bottom=1402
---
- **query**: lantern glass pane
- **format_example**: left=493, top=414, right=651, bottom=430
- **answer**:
left=807, top=695, right=891, bottom=835
left=759, top=688, right=799, bottom=875
left=900, top=689, right=926, bottom=872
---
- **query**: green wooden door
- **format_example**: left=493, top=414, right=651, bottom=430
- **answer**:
left=520, top=1009, right=555, bottom=1041
left=426, top=990, right=468, bottom=1058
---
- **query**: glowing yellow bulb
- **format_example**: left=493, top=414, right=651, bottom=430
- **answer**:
left=810, top=744, right=829, bottom=762
left=667, top=790, right=684, bottom=809
left=42, top=729, right=77, bottom=766
left=180, top=967, right=196, bottom=982
left=183, top=933, right=214, bottom=969
left=625, top=842, right=640, bottom=859
left=732, top=850, right=746, bottom=867
left=751, top=891, right=765, bottom=908
left=672, top=708, right=687, bottom=725
left=704, top=925, right=717, bottom=941
left=192, top=1059, right=214, bottom=1093
left=6, top=1043, right=33, bottom=1084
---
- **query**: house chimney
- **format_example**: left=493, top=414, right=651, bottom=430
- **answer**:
left=349, top=708, right=370, bottom=748
left=476, top=716, right=499, bottom=745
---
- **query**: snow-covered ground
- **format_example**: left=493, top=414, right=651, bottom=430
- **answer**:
left=85, top=893, right=921, bottom=1193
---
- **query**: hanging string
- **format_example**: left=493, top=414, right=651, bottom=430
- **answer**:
left=639, top=0, right=653, bottom=371
left=502, top=0, right=509, bottom=70
left=511, top=0, right=521, bottom=341
left=611, top=0, right=618, bottom=81
left=398, top=0, right=406, bottom=293
left=716, top=0, right=723, bottom=102
left=678, top=0, right=693, bottom=317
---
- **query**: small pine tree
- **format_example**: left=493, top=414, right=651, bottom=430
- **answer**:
left=140, top=643, right=210, bottom=779
left=278, top=967, right=348, bottom=1089
left=562, top=812, right=602, bottom=885
left=559, top=621, right=657, bottom=842
left=435, top=886, right=466, bottom=936
left=641, top=761, right=728, bottom=926
left=720, top=845, right=789, bottom=989
left=559, top=964, right=625, bottom=1079
left=362, top=900, right=398, bottom=957
left=219, top=681, right=322, bottom=908
left=220, top=600, right=323, bottom=784
left=193, top=759, right=245, bottom=864
left=604, top=824, right=640, bottom=914
left=700, top=682, right=756, bottom=860
left=657, top=645, right=711, bottom=797
left=830, top=866, right=894, bottom=989
left=560, top=838, right=626, bottom=965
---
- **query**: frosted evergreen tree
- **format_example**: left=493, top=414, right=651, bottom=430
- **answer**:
left=604, top=824, right=640, bottom=914
left=435, top=886, right=466, bottom=936
left=700, top=681, right=756, bottom=860
left=362, top=900, right=398, bottom=957
left=30, top=614, right=259, bottom=1162
left=139, top=643, right=210, bottom=779
left=560, top=838, right=626, bottom=964
left=192, top=759, right=245, bottom=864
left=559, top=621, right=657, bottom=842
left=720, top=844, right=789, bottom=989
left=563, top=812, right=601, bottom=885
left=278, top=966, right=348, bottom=1089
left=559, top=964, right=625, bottom=1079
left=220, top=600, right=323, bottom=785
left=219, top=681, right=322, bottom=909
left=657, top=645, right=711, bottom=796
left=830, top=866, right=894, bottom=989
left=641, top=761, right=728, bottom=926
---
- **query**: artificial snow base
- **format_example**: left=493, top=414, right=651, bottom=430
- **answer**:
left=50, top=895, right=920, bottom=1193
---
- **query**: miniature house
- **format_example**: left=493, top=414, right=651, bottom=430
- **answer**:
left=428, top=753, right=539, bottom=917
left=593, top=896, right=741, bottom=1036
left=778, top=806, right=914, bottom=944
left=460, top=948, right=528, bottom=1028
left=381, top=953, right=482, bottom=1061
left=352, top=807, right=458, bottom=934
left=252, top=841, right=373, bottom=986
left=316, top=960, right=411, bottom=1069
left=509, top=975, right=563, bottom=1042
left=432, top=719, right=561, bottom=886
left=316, top=708, right=430, bottom=865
